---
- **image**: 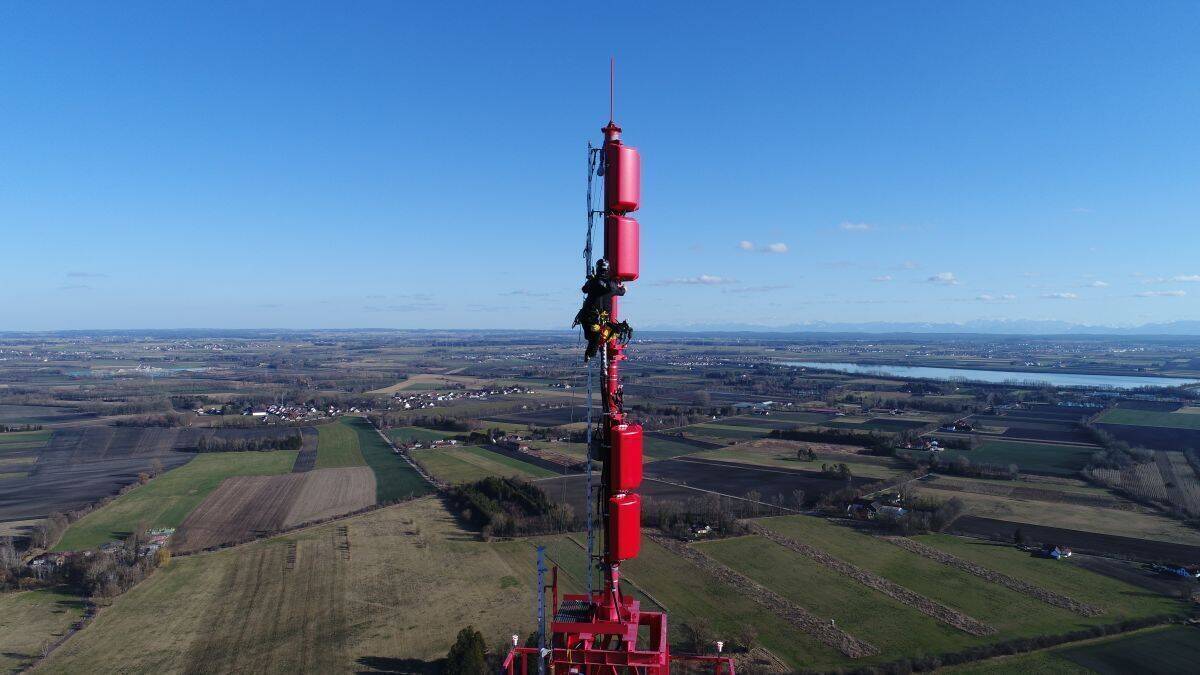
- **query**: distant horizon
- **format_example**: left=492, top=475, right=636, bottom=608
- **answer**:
left=8, top=317, right=1200, bottom=338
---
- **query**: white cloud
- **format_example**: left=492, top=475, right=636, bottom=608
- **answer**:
left=1136, top=290, right=1186, bottom=298
left=1087, top=280, right=1109, bottom=288
left=900, top=260, right=920, bottom=270
left=927, top=272, right=959, bottom=286
left=871, top=275, right=893, bottom=282
left=1042, top=292, right=1078, bottom=300
left=1172, top=275, right=1200, bottom=282
left=737, top=240, right=788, bottom=254
left=657, top=275, right=738, bottom=286
left=1070, top=207, right=1093, bottom=214
left=977, top=294, right=1017, bottom=302
left=725, top=284, right=791, bottom=295
left=67, top=271, right=108, bottom=278
left=839, top=222, right=873, bottom=231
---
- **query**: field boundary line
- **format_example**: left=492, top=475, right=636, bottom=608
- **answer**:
left=881, top=536, right=1104, bottom=616
left=647, top=533, right=880, bottom=658
left=370, top=422, right=443, bottom=489
left=748, top=524, right=997, bottom=636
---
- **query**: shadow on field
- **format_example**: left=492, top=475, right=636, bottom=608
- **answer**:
left=357, top=656, right=445, bottom=674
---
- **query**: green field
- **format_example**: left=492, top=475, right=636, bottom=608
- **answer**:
left=621, top=536, right=846, bottom=669
left=0, top=586, right=87, bottom=673
left=682, top=422, right=770, bottom=440
left=384, top=426, right=459, bottom=444
left=696, top=445, right=908, bottom=479
left=643, top=436, right=705, bottom=460
left=0, top=429, right=53, bottom=453
left=54, top=451, right=297, bottom=550
left=912, top=534, right=1186, bottom=619
left=754, top=516, right=1181, bottom=640
left=315, top=419, right=367, bottom=468
left=411, top=445, right=555, bottom=484
left=348, top=416, right=434, bottom=502
left=1097, top=408, right=1200, bottom=430
left=935, top=440, right=1095, bottom=476
left=770, top=411, right=835, bottom=425
left=699, top=535, right=977, bottom=661
left=951, top=625, right=1200, bottom=674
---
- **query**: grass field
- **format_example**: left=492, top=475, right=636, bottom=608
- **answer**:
left=1097, top=408, right=1200, bottom=429
left=914, top=485, right=1200, bottom=545
left=950, top=625, right=1200, bottom=674
left=54, top=451, right=296, bottom=551
left=682, top=422, right=770, bottom=440
left=348, top=416, right=434, bottom=502
left=412, top=446, right=555, bottom=484
left=643, top=436, right=706, bottom=460
left=0, top=587, right=87, bottom=673
left=912, top=534, right=1186, bottom=620
left=384, top=426, right=458, bottom=444
left=39, top=498, right=534, bottom=673
left=697, top=445, right=909, bottom=479
left=622, top=536, right=846, bottom=669
left=315, top=419, right=367, bottom=468
left=935, top=440, right=1095, bottom=476
left=700, top=534, right=985, bottom=660
left=753, top=516, right=1181, bottom=640
left=0, top=429, right=53, bottom=453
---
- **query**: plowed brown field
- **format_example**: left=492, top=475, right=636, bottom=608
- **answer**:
left=172, top=467, right=374, bottom=553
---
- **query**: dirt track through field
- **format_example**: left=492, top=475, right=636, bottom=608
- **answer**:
left=648, top=533, right=880, bottom=658
left=882, top=536, right=1104, bottom=616
left=748, top=524, right=997, bottom=636
left=172, top=467, right=375, bottom=553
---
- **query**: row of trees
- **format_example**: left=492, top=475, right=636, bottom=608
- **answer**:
left=194, top=434, right=303, bottom=452
left=0, top=423, right=43, bottom=432
left=1080, top=424, right=1155, bottom=469
left=770, top=426, right=896, bottom=455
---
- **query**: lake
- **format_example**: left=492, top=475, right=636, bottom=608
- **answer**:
left=781, top=361, right=1200, bottom=390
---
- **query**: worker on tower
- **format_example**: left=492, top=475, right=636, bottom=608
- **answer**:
left=573, top=258, right=632, bottom=361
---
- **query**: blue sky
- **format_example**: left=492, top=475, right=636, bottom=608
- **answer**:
left=2, top=2, right=1199, bottom=330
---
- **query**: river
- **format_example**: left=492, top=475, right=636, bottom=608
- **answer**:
left=780, top=361, right=1200, bottom=390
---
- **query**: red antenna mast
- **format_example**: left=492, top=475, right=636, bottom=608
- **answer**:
left=503, top=64, right=735, bottom=675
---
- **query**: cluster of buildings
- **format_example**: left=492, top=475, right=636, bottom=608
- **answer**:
left=26, top=528, right=175, bottom=575
left=387, top=385, right=532, bottom=410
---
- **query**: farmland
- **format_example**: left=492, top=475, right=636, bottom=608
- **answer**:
left=753, top=516, right=1183, bottom=637
left=914, top=482, right=1200, bottom=545
left=4, top=330, right=1200, bottom=670
left=698, top=535, right=980, bottom=660
left=315, top=419, right=367, bottom=468
left=411, top=446, right=555, bottom=484
left=349, top=416, right=434, bottom=502
left=54, top=451, right=297, bottom=551
left=171, top=467, right=376, bottom=553
left=38, top=498, right=534, bottom=673
left=384, top=425, right=459, bottom=444
left=0, top=587, right=87, bottom=673
left=933, top=440, right=1096, bottom=476
left=950, top=624, right=1200, bottom=674
left=1097, top=407, right=1200, bottom=429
